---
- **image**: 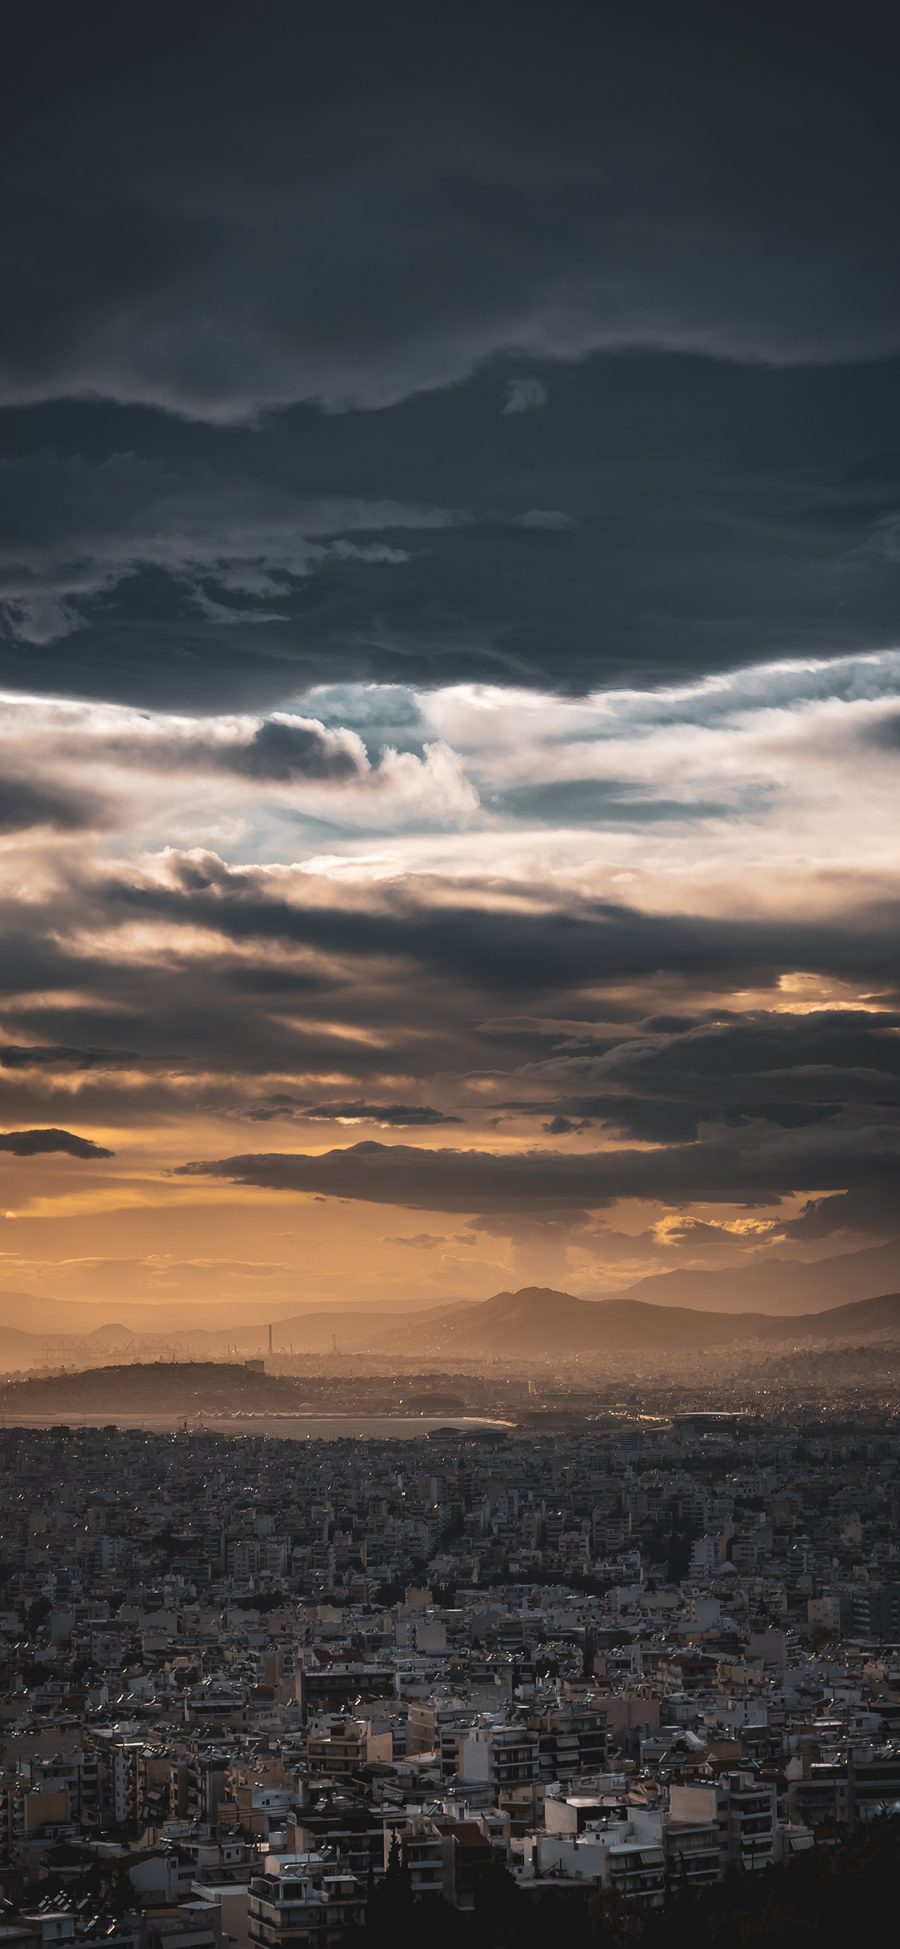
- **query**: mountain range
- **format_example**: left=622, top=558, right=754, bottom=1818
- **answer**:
left=352, top=1285, right=900, bottom=1357
left=1, top=1233, right=899, bottom=1370
left=1, top=1285, right=898, bottom=1371
left=608, top=1234, right=900, bottom=1315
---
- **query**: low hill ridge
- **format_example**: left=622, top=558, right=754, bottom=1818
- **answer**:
left=1, top=1361, right=304, bottom=1414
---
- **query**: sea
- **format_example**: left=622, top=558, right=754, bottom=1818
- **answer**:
left=5, top=1412, right=512, bottom=1441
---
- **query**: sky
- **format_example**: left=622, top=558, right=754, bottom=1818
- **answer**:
left=1, top=4, right=899, bottom=1313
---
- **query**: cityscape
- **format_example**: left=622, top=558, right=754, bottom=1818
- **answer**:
left=1, top=1320, right=899, bottom=1946
left=3, top=4, right=900, bottom=1944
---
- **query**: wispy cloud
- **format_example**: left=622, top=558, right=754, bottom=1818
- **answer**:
left=502, top=378, right=548, bottom=415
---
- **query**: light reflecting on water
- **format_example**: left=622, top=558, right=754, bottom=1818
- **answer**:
left=7, top=1411, right=511, bottom=1440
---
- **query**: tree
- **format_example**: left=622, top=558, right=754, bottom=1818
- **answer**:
left=365, top=1828, right=415, bottom=1949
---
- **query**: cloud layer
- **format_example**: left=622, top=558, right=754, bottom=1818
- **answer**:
left=0, top=652, right=897, bottom=1300
left=5, top=10, right=900, bottom=423
left=3, top=13, right=900, bottom=706
left=1, top=10, right=898, bottom=1307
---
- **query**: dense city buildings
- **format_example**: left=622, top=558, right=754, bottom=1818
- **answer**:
left=1, top=1412, right=899, bottom=1945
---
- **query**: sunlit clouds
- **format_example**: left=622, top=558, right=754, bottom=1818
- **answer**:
left=0, top=648, right=897, bottom=1307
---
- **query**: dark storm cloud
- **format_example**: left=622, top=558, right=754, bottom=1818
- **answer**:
left=0, top=1127, right=113, bottom=1158
left=306, top=1103, right=461, bottom=1127
left=108, top=863, right=900, bottom=995
left=504, top=1010, right=900, bottom=1140
left=178, top=1115, right=900, bottom=1214
left=5, top=7, right=900, bottom=421
left=3, top=10, right=900, bottom=704
left=0, top=775, right=98, bottom=834
left=245, top=1100, right=462, bottom=1128
left=95, top=713, right=367, bottom=784
left=218, top=719, right=361, bottom=784
left=6, top=358, right=900, bottom=710
left=0, top=451, right=454, bottom=670
left=531, top=1010, right=900, bottom=1098
left=0, top=1043, right=140, bottom=1069
left=527, top=1096, right=841, bottom=1144
left=781, top=1183, right=900, bottom=1240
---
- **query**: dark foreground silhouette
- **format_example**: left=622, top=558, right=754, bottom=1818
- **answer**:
left=358, top=1817, right=900, bottom=1949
